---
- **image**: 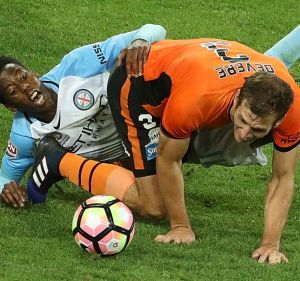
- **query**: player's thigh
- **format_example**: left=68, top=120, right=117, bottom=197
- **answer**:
left=108, top=66, right=159, bottom=177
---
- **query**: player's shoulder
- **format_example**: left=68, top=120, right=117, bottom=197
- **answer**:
left=11, top=111, right=33, bottom=137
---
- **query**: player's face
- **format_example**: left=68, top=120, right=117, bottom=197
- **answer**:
left=0, top=64, right=50, bottom=112
left=233, top=100, right=277, bottom=143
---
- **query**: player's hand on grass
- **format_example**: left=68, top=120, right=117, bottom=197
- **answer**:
left=118, top=39, right=150, bottom=78
left=252, top=245, right=288, bottom=265
left=154, top=226, right=195, bottom=244
left=1, top=181, right=26, bottom=208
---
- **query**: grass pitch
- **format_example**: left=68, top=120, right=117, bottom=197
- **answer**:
left=0, top=1, right=299, bottom=281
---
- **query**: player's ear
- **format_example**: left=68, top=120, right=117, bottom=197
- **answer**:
left=232, top=90, right=240, bottom=108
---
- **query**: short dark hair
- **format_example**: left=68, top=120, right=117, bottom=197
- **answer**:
left=238, top=72, right=294, bottom=123
left=0, top=56, right=24, bottom=105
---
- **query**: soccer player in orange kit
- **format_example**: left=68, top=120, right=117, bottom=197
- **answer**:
left=106, top=37, right=299, bottom=265
left=21, top=26, right=300, bottom=265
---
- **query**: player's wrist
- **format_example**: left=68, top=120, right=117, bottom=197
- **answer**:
left=260, top=238, right=280, bottom=249
left=171, top=222, right=192, bottom=231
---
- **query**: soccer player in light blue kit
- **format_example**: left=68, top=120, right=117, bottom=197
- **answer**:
left=0, top=24, right=166, bottom=203
left=1, top=25, right=300, bottom=207
left=0, top=24, right=299, bottom=265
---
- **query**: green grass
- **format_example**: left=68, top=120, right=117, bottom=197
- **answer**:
left=0, top=1, right=300, bottom=280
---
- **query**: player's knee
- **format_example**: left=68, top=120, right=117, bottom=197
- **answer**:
left=140, top=201, right=166, bottom=219
left=124, top=197, right=166, bottom=219
left=133, top=175, right=166, bottom=219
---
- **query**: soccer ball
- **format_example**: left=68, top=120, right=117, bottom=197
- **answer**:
left=72, top=195, right=135, bottom=256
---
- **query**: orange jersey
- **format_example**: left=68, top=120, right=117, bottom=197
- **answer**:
left=142, top=39, right=300, bottom=151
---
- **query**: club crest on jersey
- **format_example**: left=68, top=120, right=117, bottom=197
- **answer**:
left=6, top=140, right=18, bottom=159
left=73, top=89, right=94, bottom=110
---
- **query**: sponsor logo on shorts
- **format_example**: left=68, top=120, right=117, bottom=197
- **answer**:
left=145, top=142, right=157, bottom=161
left=144, top=126, right=160, bottom=161
left=73, top=89, right=94, bottom=110
left=148, top=127, right=160, bottom=143
left=6, top=140, right=18, bottom=159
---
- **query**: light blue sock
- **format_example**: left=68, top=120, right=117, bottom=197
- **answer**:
left=264, top=25, right=300, bottom=69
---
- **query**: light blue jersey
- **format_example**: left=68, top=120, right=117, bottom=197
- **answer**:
left=0, top=24, right=167, bottom=191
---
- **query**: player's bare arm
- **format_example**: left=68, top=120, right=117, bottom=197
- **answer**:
left=154, top=131, right=195, bottom=244
left=0, top=180, right=26, bottom=208
left=252, top=146, right=299, bottom=264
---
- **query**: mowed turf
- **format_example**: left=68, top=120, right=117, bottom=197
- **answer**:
left=0, top=1, right=299, bottom=280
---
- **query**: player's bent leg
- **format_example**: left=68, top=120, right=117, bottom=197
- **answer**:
left=122, top=175, right=167, bottom=219
left=122, top=183, right=141, bottom=213
left=27, top=135, right=137, bottom=204
left=62, top=156, right=166, bottom=219
left=108, top=65, right=166, bottom=219
left=134, top=175, right=166, bottom=219
left=59, top=154, right=135, bottom=200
